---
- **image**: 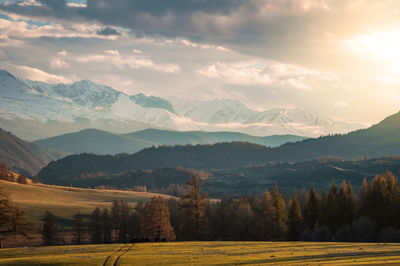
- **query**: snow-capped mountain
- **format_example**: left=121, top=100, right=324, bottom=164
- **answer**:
left=0, top=70, right=364, bottom=140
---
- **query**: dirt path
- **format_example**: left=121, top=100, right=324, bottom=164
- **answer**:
left=113, top=245, right=133, bottom=266
left=103, top=244, right=133, bottom=266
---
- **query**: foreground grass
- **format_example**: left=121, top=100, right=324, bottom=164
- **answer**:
left=0, top=180, right=167, bottom=224
left=1, top=242, right=400, bottom=265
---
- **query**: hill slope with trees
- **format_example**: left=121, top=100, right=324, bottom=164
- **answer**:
left=0, top=128, right=66, bottom=175
left=34, top=128, right=306, bottom=155
left=38, top=111, right=400, bottom=187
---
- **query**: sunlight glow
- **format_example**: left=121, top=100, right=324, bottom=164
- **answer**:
left=345, top=31, right=400, bottom=74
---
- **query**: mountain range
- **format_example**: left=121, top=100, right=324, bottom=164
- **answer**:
left=34, top=128, right=307, bottom=155
left=0, top=69, right=363, bottom=141
left=38, top=110, right=400, bottom=188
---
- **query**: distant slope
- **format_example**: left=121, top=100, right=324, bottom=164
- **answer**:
left=34, top=128, right=306, bottom=155
left=38, top=111, right=400, bottom=184
left=205, top=156, right=400, bottom=196
left=128, top=128, right=306, bottom=147
left=0, top=128, right=65, bottom=175
left=0, top=180, right=168, bottom=224
left=34, top=129, right=154, bottom=155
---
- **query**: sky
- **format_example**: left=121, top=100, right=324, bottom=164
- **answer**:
left=0, top=0, right=399, bottom=125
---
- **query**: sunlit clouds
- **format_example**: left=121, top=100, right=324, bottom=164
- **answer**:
left=0, top=0, right=399, bottom=124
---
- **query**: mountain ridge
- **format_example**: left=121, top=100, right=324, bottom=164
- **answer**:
left=34, top=128, right=307, bottom=155
left=0, top=69, right=363, bottom=140
left=38, top=110, right=400, bottom=184
left=0, top=128, right=66, bottom=175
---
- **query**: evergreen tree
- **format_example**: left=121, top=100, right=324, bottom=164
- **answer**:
left=166, top=199, right=184, bottom=240
left=179, top=175, right=208, bottom=240
left=89, top=207, right=102, bottom=244
left=0, top=187, right=31, bottom=248
left=42, top=211, right=57, bottom=246
left=254, top=190, right=276, bottom=241
left=287, top=191, right=303, bottom=241
left=31, top=176, right=39, bottom=184
left=101, top=208, right=112, bottom=244
left=358, top=177, right=368, bottom=206
left=271, top=183, right=287, bottom=239
left=321, top=180, right=339, bottom=231
left=118, top=201, right=130, bottom=243
left=337, top=181, right=357, bottom=227
left=72, top=212, right=85, bottom=245
left=232, top=198, right=254, bottom=240
left=111, top=200, right=121, bottom=242
left=212, top=195, right=235, bottom=240
left=304, top=185, right=320, bottom=229
left=129, top=201, right=146, bottom=240
left=142, top=196, right=175, bottom=241
left=16, top=175, right=27, bottom=184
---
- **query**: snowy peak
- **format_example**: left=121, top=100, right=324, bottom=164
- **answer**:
left=51, top=80, right=121, bottom=108
left=130, top=93, right=175, bottom=113
left=177, top=98, right=258, bottom=124
left=0, top=69, right=32, bottom=96
left=0, top=69, right=365, bottom=139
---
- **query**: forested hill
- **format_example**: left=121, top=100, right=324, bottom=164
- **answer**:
left=0, top=128, right=66, bottom=176
left=38, top=111, right=400, bottom=183
left=38, top=142, right=272, bottom=181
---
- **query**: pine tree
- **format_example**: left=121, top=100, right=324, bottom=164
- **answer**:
left=118, top=201, right=130, bottom=243
left=254, top=189, right=276, bottom=241
left=337, top=181, right=357, bottom=227
left=358, top=177, right=369, bottom=212
left=72, top=212, right=85, bottom=245
left=287, top=191, right=303, bottom=240
left=142, top=196, right=175, bottom=241
left=111, top=200, right=121, bottom=242
left=271, top=183, right=287, bottom=239
left=89, top=207, right=102, bottom=244
left=101, top=208, right=112, bottom=244
left=304, top=185, right=320, bottom=229
left=42, top=211, right=57, bottom=246
left=179, top=175, right=208, bottom=240
left=232, top=198, right=254, bottom=240
left=0, top=188, right=31, bottom=248
left=16, top=175, right=27, bottom=184
left=129, top=202, right=145, bottom=240
left=321, top=180, right=339, bottom=231
left=31, top=176, right=39, bottom=184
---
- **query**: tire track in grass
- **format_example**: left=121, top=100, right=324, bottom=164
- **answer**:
left=113, top=244, right=133, bottom=266
left=103, top=245, right=126, bottom=266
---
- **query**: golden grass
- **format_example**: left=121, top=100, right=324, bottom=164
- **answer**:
left=0, top=180, right=168, bottom=223
left=1, top=242, right=400, bottom=265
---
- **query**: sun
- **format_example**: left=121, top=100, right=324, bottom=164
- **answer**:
left=345, top=31, right=400, bottom=74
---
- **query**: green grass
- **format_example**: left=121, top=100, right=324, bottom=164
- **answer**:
left=1, top=242, right=400, bottom=265
left=0, top=180, right=168, bottom=224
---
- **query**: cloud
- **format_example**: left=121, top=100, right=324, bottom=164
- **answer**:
left=73, top=50, right=180, bottom=73
left=50, top=58, right=69, bottom=69
left=197, top=60, right=339, bottom=90
left=334, top=101, right=349, bottom=107
left=0, top=17, right=120, bottom=45
left=97, top=27, right=121, bottom=36
left=0, top=62, right=72, bottom=83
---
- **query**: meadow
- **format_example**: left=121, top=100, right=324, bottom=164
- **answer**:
left=1, top=241, right=400, bottom=265
left=0, top=180, right=166, bottom=224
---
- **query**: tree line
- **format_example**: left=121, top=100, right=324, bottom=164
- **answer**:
left=39, top=170, right=400, bottom=245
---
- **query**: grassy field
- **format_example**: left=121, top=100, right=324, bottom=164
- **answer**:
left=1, top=241, right=400, bottom=265
left=0, top=180, right=167, bottom=224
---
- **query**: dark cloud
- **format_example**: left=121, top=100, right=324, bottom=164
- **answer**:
left=38, top=0, right=67, bottom=10
left=97, top=27, right=121, bottom=36
left=1, top=0, right=400, bottom=71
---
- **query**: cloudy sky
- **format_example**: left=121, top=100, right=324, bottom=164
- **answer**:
left=0, top=0, right=399, bottom=125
